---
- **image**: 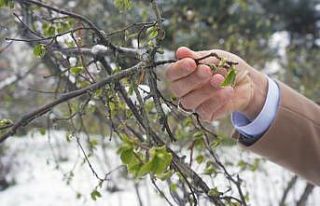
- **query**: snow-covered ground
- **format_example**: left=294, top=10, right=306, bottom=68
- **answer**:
left=0, top=131, right=319, bottom=206
left=0, top=131, right=167, bottom=206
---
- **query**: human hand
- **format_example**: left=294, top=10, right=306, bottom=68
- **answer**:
left=165, top=47, right=268, bottom=122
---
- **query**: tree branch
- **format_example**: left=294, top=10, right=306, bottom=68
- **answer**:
left=0, top=62, right=144, bottom=143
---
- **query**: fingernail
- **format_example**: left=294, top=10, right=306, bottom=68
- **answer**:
left=183, top=59, right=196, bottom=71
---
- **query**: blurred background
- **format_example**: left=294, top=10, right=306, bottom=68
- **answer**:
left=0, top=0, right=319, bottom=205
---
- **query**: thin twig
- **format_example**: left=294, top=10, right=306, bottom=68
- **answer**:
left=0, top=62, right=143, bottom=143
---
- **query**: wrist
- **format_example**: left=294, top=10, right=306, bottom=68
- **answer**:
left=241, top=70, right=268, bottom=120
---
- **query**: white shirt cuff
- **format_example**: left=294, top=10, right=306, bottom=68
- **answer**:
left=231, top=77, right=280, bottom=138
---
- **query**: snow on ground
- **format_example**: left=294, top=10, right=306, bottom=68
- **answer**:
left=0, top=131, right=166, bottom=206
left=0, top=130, right=319, bottom=206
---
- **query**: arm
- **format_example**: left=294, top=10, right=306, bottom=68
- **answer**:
left=166, top=47, right=320, bottom=186
left=234, top=81, right=320, bottom=186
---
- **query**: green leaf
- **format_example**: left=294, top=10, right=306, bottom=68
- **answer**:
left=114, top=0, right=132, bottom=11
left=0, top=0, right=13, bottom=9
left=208, top=187, right=222, bottom=197
left=89, top=138, right=99, bottom=149
left=66, top=132, right=74, bottom=142
left=192, top=131, right=203, bottom=139
left=154, top=146, right=172, bottom=174
left=206, top=64, right=219, bottom=72
left=156, top=47, right=164, bottom=54
left=70, top=66, right=84, bottom=75
left=76, top=192, right=82, bottom=199
left=65, top=40, right=76, bottom=48
left=137, top=160, right=153, bottom=177
left=137, top=146, right=173, bottom=177
left=244, top=193, right=250, bottom=202
left=120, top=146, right=135, bottom=164
left=128, top=162, right=143, bottom=176
left=194, top=138, right=204, bottom=148
left=204, top=161, right=216, bottom=175
left=147, top=40, right=155, bottom=48
left=250, top=158, right=260, bottom=172
left=0, top=118, right=13, bottom=127
left=218, top=57, right=227, bottom=67
left=118, top=141, right=144, bottom=177
left=157, top=170, right=173, bottom=181
left=39, top=128, right=46, bottom=136
left=48, top=26, right=56, bottom=36
left=147, top=26, right=159, bottom=40
left=33, top=44, right=46, bottom=58
left=8, top=0, right=13, bottom=8
left=221, top=67, right=237, bottom=87
left=169, top=183, right=177, bottom=192
left=210, top=139, right=221, bottom=149
left=90, top=190, right=101, bottom=201
left=121, top=135, right=139, bottom=146
left=196, top=155, right=204, bottom=164
left=94, top=89, right=103, bottom=98
left=0, top=0, right=5, bottom=8
left=57, top=21, right=72, bottom=33
left=43, top=24, right=56, bottom=37
left=204, top=165, right=216, bottom=175
left=237, top=160, right=248, bottom=170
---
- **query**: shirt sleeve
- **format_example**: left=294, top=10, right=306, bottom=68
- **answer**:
left=231, top=76, right=280, bottom=139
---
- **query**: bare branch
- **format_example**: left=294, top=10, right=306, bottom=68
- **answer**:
left=0, top=62, right=144, bottom=143
left=296, top=183, right=315, bottom=206
left=279, top=175, right=298, bottom=206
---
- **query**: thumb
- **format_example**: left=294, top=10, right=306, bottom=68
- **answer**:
left=176, top=47, right=198, bottom=60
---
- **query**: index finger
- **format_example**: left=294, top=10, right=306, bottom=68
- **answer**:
left=165, top=58, right=197, bottom=81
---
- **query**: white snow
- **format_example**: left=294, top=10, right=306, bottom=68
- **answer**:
left=91, top=45, right=109, bottom=56
left=0, top=131, right=166, bottom=206
left=0, top=131, right=319, bottom=206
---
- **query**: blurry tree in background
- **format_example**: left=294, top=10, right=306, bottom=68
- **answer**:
left=0, top=0, right=319, bottom=205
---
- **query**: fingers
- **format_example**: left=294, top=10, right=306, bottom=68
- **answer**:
left=178, top=74, right=226, bottom=110
left=176, top=47, right=221, bottom=66
left=210, top=73, right=225, bottom=88
left=178, top=78, right=234, bottom=122
left=179, top=82, right=217, bottom=110
left=166, top=47, right=246, bottom=121
left=167, top=47, right=234, bottom=82
left=194, top=87, right=233, bottom=122
left=166, top=58, right=197, bottom=81
left=169, top=64, right=212, bottom=97
left=176, top=47, right=199, bottom=60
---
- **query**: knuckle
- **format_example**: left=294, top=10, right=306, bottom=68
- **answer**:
left=197, top=106, right=208, bottom=117
left=209, top=111, right=215, bottom=121
left=196, top=103, right=214, bottom=122
left=180, top=98, right=194, bottom=110
left=201, top=113, right=211, bottom=122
